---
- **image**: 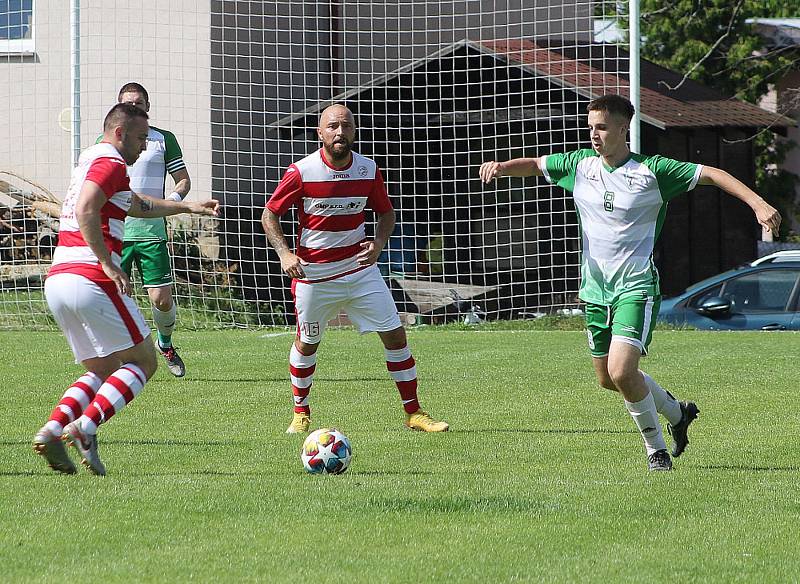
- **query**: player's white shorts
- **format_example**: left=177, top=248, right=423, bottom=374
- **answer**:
left=44, top=272, right=151, bottom=363
left=292, top=265, right=402, bottom=344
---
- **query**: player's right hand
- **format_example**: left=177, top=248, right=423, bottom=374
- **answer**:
left=190, top=199, right=221, bottom=216
left=479, top=161, right=504, bottom=183
left=280, top=252, right=306, bottom=280
left=102, top=263, right=132, bottom=296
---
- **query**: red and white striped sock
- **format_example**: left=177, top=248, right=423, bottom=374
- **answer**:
left=290, top=345, right=316, bottom=415
left=78, top=364, right=147, bottom=434
left=385, top=345, right=420, bottom=414
left=44, top=371, right=103, bottom=437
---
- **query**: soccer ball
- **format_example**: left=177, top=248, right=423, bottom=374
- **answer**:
left=301, top=428, right=352, bottom=475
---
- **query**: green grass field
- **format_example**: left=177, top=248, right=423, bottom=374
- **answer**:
left=1, top=327, right=799, bottom=582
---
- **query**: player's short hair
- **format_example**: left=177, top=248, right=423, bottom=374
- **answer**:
left=117, top=82, right=149, bottom=104
left=103, top=102, right=149, bottom=132
left=587, top=94, right=635, bottom=122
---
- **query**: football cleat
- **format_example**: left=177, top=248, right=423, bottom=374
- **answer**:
left=404, top=410, right=449, bottom=432
left=667, top=401, right=699, bottom=458
left=63, top=422, right=106, bottom=476
left=286, top=412, right=311, bottom=434
left=647, top=449, right=673, bottom=471
left=33, top=428, right=76, bottom=474
left=159, top=344, right=186, bottom=378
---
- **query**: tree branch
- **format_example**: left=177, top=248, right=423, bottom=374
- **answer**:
left=658, top=0, right=746, bottom=92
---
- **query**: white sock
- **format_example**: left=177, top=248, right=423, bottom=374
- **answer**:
left=152, top=302, right=177, bottom=345
left=640, top=371, right=682, bottom=425
left=624, top=392, right=667, bottom=455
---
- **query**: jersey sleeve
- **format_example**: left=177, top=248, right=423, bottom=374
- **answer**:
left=85, top=158, right=130, bottom=198
left=163, top=130, right=187, bottom=175
left=368, top=168, right=393, bottom=213
left=266, top=165, right=304, bottom=215
left=541, top=149, right=595, bottom=192
left=648, top=155, right=702, bottom=201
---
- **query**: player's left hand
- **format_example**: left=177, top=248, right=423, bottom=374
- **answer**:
left=189, top=199, right=221, bottom=216
left=755, top=200, right=781, bottom=235
left=357, top=240, right=380, bottom=266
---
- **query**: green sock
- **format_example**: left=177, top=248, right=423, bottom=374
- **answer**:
left=158, top=333, right=172, bottom=348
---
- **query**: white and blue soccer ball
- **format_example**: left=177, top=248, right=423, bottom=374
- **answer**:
left=301, top=428, right=352, bottom=475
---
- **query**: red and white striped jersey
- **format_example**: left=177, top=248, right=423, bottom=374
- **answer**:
left=267, top=148, right=392, bottom=282
left=49, top=142, right=132, bottom=282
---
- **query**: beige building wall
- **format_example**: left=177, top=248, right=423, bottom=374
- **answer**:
left=0, top=0, right=210, bottom=202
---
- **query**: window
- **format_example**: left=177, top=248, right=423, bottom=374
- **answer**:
left=687, top=284, right=723, bottom=309
left=719, top=269, right=799, bottom=313
left=0, top=0, right=34, bottom=54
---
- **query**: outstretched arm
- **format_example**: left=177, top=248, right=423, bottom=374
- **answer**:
left=261, top=207, right=306, bottom=279
left=699, top=166, right=781, bottom=236
left=479, top=157, right=545, bottom=183
left=128, top=193, right=219, bottom=218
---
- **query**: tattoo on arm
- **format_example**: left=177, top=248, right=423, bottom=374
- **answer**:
left=140, top=198, right=153, bottom=212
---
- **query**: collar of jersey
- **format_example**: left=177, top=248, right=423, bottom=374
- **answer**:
left=319, top=148, right=353, bottom=171
left=601, top=152, right=634, bottom=173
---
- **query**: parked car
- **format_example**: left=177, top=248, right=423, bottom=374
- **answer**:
left=659, top=251, right=800, bottom=330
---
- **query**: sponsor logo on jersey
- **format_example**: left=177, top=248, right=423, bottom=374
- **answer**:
left=311, top=200, right=364, bottom=211
left=331, top=172, right=350, bottom=179
left=311, top=203, right=346, bottom=210
left=358, top=165, right=368, bottom=177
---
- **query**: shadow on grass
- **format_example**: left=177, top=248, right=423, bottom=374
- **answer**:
left=350, top=470, right=434, bottom=476
left=107, top=439, right=247, bottom=447
left=181, top=377, right=389, bottom=383
left=0, top=470, right=50, bottom=477
left=362, top=495, right=547, bottom=513
left=452, top=428, right=635, bottom=435
left=696, top=464, right=800, bottom=472
left=0, top=439, right=245, bottom=447
left=124, top=469, right=264, bottom=477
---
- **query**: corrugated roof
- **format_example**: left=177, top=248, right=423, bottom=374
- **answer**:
left=478, top=39, right=794, bottom=130
left=747, top=18, right=800, bottom=49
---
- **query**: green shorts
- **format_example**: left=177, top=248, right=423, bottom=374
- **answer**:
left=121, top=240, right=173, bottom=288
left=584, top=292, right=661, bottom=358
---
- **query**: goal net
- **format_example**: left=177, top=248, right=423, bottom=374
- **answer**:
left=0, top=1, right=628, bottom=330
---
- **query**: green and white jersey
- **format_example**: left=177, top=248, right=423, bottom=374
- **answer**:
left=124, top=126, right=185, bottom=241
left=542, top=149, right=702, bottom=305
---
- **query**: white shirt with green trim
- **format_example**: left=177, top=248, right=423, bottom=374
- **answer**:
left=541, top=149, right=702, bottom=305
left=124, top=126, right=186, bottom=241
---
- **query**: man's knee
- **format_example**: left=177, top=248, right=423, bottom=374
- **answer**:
left=295, top=340, right=319, bottom=356
left=596, top=373, right=617, bottom=391
left=379, top=326, right=407, bottom=350
left=149, top=287, right=174, bottom=312
left=607, top=361, right=639, bottom=390
left=137, top=344, right=159, bottom=380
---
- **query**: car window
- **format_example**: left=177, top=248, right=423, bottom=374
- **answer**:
left=687, top=284, right=723, bottom=308
left=718, top=269, right=799, bottom=313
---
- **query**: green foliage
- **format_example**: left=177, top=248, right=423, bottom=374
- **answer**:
left=629, top=0, right=800, bottom=236
left=638, top=0, right=797, bottom=102
left=169, top=223, right=286, bottom=328
left=3, top=329, right=800, bottom=581
left=754, top=133, right=800, bottom=238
